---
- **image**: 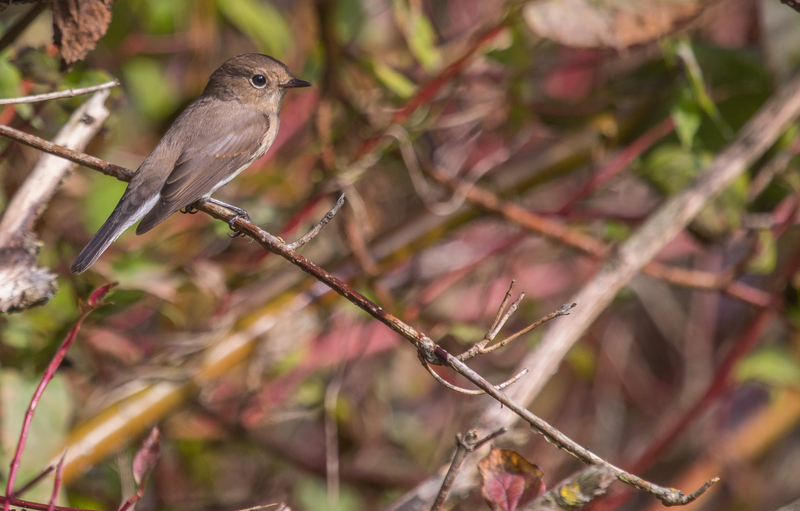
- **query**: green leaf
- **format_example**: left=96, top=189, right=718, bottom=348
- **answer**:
left=672, top=37, right=734, bottom=141
left=373, top=61, right=416, bottom=98
left=334, top=0, right=366, bottom=43
left=747, top=230, right=777, bottom=275
left=735, top=347, right=800, bottom=387
left=82, top=171, right=128, bottom=233
left=406, top=10, right=441, bottom=72
left=121, top=57, right=180, bottom=122
left=218, top=0, right=291, bottom=58
left=639, top=143, right=712, bottom=194
left=295, top=476, right=364, bottom=511
left=672, top=87, right=702, bottom=150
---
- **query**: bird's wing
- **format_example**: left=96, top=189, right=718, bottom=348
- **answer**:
left=136, top=104, right=270, bottom=235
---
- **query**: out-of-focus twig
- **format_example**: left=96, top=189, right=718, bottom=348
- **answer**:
left=0, top=80, right=120, bottom=105
left=426, top=163, right=773, bottom=308
left=0, top=2, right=47, bottom=54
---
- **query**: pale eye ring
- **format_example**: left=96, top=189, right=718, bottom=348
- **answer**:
left=251, top=74, right=267, bottom=88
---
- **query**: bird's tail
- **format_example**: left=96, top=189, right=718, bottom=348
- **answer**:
left=71, top=193, right=158, bottom=274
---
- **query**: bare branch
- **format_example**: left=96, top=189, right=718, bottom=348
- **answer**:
left=287, top=193, right=346, bottom=250
left=0, top=80, right=120, bottom=105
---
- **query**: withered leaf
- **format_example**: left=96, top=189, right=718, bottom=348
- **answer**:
left=132, top=426, right=161, bottom=487
left=52, top=0, right=113, bottom=68
left=523, top=0, right=701, bottom=49
left=479, top=448, right=545, bottom=511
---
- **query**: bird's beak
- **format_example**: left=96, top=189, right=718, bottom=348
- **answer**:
left=282, top=78, right=312, bottom=89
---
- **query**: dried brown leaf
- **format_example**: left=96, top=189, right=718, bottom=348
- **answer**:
left=479, top=448, right=545, bottom=511
left=52, top=0, right=114, bottom=67
left=523, top=0, right=701, bottom=49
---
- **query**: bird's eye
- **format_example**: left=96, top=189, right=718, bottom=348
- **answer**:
left=251, top=74, right=267, bottom=88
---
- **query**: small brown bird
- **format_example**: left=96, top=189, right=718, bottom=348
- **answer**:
left=72, top=53, right=310, bottom=274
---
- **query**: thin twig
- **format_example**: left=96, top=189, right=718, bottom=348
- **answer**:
left=423, top=362, right=528, bottom=395
left=47, top=450, right=67, bottom=511
left=430, top=428, right=507, bottom=511
left=324, top=362, right=347, bottom=508
left=0, top=80, right=120, bottom=105
left=0, top=3, right=47, bottom=54
left=10, top=464, right=55, bottom=499
left=287, top=193, right=346, bottom=250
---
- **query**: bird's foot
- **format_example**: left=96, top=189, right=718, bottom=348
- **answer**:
left=180, top=204, right=199, bottom=215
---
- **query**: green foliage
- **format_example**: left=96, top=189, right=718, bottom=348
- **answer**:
left=294, top=477, right=364, bottom=511
left=335, top=0, right=367, bottom=43
left=665, top=37, right=733, bottom=141
left=81, top=172, right=129, bottom=233
left=640, top=143, right=712, bottom=194
left=392, top=0, right=441, bottom=73
left=372, top=60, right=417, bottom=98
left=2, top=285, right=77, bottom=351
left=735, top=347, right=800, bottom=387
left=0, top=53, right=32, bottom=119
left=672, top=86, right=702, bottom=150
left=747, top=230, right=777, bottom=275
left=218, top=0, right=292, bottom=58
left=122, top=57, right=181, bottom=122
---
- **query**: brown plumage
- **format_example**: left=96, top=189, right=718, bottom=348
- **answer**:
left=72, top=54, right=310, bottom=274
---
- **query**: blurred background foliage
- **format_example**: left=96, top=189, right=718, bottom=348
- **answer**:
left=2, top=0, right=800, bottom=510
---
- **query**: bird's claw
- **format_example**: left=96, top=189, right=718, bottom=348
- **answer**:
left=227, top=211, right=251, bottom=238
left=181, top=204, right=199, bottom=215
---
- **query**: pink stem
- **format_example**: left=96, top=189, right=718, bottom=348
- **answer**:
left=2, top=284, right=114, bottom=511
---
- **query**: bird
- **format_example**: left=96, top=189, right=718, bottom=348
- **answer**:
left=71, top=53, right=310, bottom=274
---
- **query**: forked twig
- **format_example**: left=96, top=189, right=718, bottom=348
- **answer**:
left=459, top=280, right=575, bottom=362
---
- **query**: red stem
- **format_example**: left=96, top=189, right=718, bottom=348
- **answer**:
left=1, top=285, right=114, bottom=511
left=354, top=21, right=508, bottom=160
left=557, top=117, right=675, bottom=214
left=46, top=452, right=66, bottom=511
